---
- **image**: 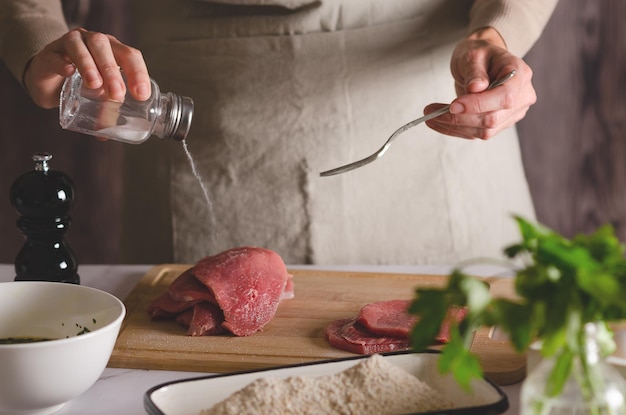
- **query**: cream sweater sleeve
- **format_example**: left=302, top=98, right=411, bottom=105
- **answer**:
left=469, top=0, right=559, bottom=56
left=0, top=0, right=68, bottom=85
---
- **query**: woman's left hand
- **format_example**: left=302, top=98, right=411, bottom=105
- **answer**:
left=424, top=27, right=537, bottom=140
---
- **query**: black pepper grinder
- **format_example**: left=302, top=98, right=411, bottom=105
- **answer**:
left=10, top=153, right=80, bottom=284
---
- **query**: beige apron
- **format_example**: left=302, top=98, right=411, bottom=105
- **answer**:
left=122, top=0, right=536, bottom=265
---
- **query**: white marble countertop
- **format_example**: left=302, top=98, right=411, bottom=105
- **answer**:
left=0, top=263, right=521, bottom=414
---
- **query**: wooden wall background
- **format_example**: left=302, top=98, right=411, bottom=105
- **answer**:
left=519, top=0, right=626, bottom=241
left=0, top=0, right=624, bottom=264
left=0, top=0, right=130, bottom=264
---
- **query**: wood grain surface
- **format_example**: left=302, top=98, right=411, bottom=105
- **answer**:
left=109, top=265, right=525, bottom=385
left=519, top=0, right=626, bottom=240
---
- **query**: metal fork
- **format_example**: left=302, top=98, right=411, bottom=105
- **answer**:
left=319, top=70, right=516, bottom=177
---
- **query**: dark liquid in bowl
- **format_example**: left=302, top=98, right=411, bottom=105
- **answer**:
left=0, top=337, right=55, bottom=344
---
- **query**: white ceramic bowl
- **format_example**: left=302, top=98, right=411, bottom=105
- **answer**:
left=0, top=281, right=126, bottom=415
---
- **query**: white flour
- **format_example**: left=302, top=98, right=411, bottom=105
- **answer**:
left=201, top=354, right=454, bottom=415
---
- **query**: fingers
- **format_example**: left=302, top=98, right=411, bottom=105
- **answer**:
left=451, top=27, right=509, bottom=96
left=60, top=28, right=150, bottom=101
left=24, top=28, right=152, bottom=108
left=424, top=103, right=531, bottom=140
left=444, top=29, right=536, bottom=137
left=61, top=29, right=115, bottom=94
left=77, top=29, right=127, bottom=100
left=67, top=29, right=150, bottom=100
left=23, top=46, right=75, bottom=108
left=427, top=37, right=538, bottom=140
left=109, top=39, right=151, bottom=100
left=455, top=68, right=491, bottom=95
left=451, top=66, right=536, bottom=116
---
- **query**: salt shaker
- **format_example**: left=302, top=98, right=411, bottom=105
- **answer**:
left=10, top=153, right=80, bottom=284
left=59, top=71, right=194, bottom=144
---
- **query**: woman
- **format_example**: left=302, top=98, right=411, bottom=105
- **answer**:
left=0, top=0, right=558, bottom=264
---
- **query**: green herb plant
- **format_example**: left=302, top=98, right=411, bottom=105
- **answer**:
left=410, top=216, right=626, bottom=399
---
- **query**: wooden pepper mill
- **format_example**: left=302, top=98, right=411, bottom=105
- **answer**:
left=10, top=153, right=80, bottom=284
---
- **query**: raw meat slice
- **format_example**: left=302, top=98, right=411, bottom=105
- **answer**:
left=357, top=300, right=468, bottom=343
left=168, top=268, right=217, bottom=303
left=356, top=300, right=417, bottom=338
left=175, top=309, right=193, bottom=328
left=147, top=272, right=211, bottom=319
left=436, top=305, right=468, bottom=343
left=325, top=318, right=410, bottom=355
left=147, top=292, right=199, bottom=319
left=178, top=302, right=226, bottom=336
left=192, top=247, right=290, bottom=336
left=326, top=302, right=468, bottom=354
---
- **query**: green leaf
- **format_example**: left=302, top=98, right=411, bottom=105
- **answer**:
left=409, top=289, right=448, bottom=352
left=457, top=275, right=490, bottom=316
left=546, top=350, right=573, bottom=397
left=514, top=265, right=558, bottom=299
left=576, top=269, right=621, bottom=305
left=540, top=324, right=567, bottom=358
left=411, top=216, right=626, bottom=398
left=438, top=327, right=483, bottom=391
left=575, top=224, right=624, bottom=263
left=514, top=215, right=551, bottom=242
left=491, top=299, right=534, bottom=352
left=536, top=238, right=596, bottom=278
left=410, top=270, right=489, bottom=351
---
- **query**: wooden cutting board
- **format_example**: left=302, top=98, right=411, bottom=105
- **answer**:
left=109, top=265, right=525, bottom=385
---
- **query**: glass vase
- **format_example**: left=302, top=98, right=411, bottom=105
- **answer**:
left=521, top=323, right=626, bottom=415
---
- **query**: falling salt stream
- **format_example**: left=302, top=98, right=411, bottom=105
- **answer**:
left=182, top=139, right=217, bottom=244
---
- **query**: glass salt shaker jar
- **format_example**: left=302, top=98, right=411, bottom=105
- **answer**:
left=59, top=71, right=193, bottom=144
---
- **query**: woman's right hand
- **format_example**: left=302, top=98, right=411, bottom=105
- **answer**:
left=23, top=28, right=151, bottom=109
